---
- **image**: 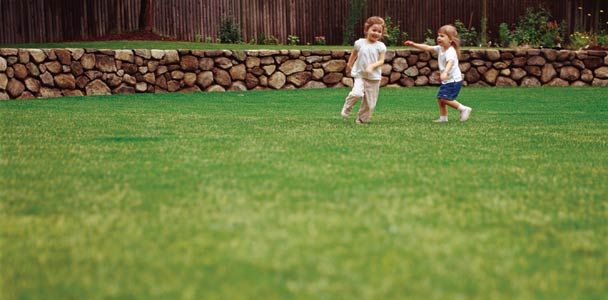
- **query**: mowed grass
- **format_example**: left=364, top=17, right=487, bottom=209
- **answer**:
left=1, top=87, right=607, bottom=300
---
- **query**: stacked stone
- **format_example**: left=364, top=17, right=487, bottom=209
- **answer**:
left=458, top=49, right=608, bottom=88
left=1, top=48, right=607, bottom=100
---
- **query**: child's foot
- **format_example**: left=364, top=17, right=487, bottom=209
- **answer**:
left=341, top=111, right=348, bottom=119
left=432, top=118, right=448, bottom=123
left=355, top=118, right=366, bottom=124
left=460, top=107, right=472, bottom=122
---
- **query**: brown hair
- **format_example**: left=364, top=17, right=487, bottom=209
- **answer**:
left=364, top=16, right=386, bottom=36
left=438, top=24, right=461, bottom=57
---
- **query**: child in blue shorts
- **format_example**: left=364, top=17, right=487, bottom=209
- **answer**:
left=405, top=24, right=472, bottom=122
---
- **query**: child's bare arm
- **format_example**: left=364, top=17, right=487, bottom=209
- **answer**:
left=347, top=49, right=359, bottom=70
left=441, top=60, right=454, bottom=81
left=365, top=52, right=386, bottom=73
left=404, top=41, right=436, bottom=52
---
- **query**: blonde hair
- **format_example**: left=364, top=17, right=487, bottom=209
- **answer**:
left=364, top=16, right=386, bottom=36
left=438, top=24, right=461, bottom=57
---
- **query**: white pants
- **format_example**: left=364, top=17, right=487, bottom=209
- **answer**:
left=341, top=78, right=380, bottom=123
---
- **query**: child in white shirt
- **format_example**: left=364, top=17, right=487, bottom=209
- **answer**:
left=405, top=25, right=472, bottom=122
left=341, top=16, right=387, bottom=124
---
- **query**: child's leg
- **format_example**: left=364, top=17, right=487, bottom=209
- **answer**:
left=438, top=99, right=448, bottom=116
left=443, top=99, right=463, bottom=110
left=357, top=79, right=380, bottom=123
left=442, top=99, right=472, bottom=121
left=342, top=78, right=364, bottom=117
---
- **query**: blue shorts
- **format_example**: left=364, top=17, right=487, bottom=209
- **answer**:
left=437, top=81, right=463, bottom=100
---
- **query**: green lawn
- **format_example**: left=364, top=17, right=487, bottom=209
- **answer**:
left=1, top=87, right=607, bottom=300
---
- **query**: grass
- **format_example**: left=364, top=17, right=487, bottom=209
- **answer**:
left=0, top=40, right=503, bottom=51
left=1, top=87, right=607, bottom=300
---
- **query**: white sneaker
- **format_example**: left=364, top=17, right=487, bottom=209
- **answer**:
left=341, top=111, right=349, bottom=119
left=460, top=107, right=472, bottom=122
left=432, top=118, right=447, bottom=123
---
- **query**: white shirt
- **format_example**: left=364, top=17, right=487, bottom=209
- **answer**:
left=351, top=38, right=387, bottom=80
left=433, top=45, right=462, bottom=84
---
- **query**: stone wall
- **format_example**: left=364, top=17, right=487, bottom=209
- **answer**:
left=0, top=48, right=607, bottom=100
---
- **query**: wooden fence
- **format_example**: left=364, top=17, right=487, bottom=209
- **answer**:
left=1, top=0, right=606, bottom=45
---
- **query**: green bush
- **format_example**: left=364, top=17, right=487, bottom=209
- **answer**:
left=313, top=36, right=326, bottom=45
left=424, top=28, right=436, bottom=46
left=248, top=33, right=280, bottom=45
left=383, top=16, right=408, bottom=46
left=596, top=33, right=608, bottom=47
left=287, top=35, right=300, bottom=46
left=498, top=23, right=512, bottom=48
left=454, top=19, right=479, bottom=46
left=568, top=32, right=591, bottom=50
left=511, top=6, right=565, bottom=48
left=263, top=35, right=280, bottom=45
left=218, top=16, right=242, bottom=44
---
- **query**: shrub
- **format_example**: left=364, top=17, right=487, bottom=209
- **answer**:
left=248, top=33, right=280, bottom=45
left=512, top=7, right=549, bottom=47
left=597, top=33, right=608, bottom=47
left=498, top=23, right=512, bottom=48
left=314, top=36, right=326, bottom=45
left=511, top=6, right=565, bottom=48
left=540, top=21, right=566, bottom=48
left=568, top=32, right=591, bottom=50
left=218, top=16, right=242, bottom=44
left=424, top=28, right=436, bottom=46
left=288, top=35, right=300, bottom=46
left=454, top=19, right=479, bottom=46
left=263, top=35, right=280, bottom=45
left=249, top=33, right=264, bottom=45
left=383, top=16, right=408, bottom=46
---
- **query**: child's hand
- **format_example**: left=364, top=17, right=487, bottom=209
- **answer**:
left=365, top=65, right=375, bottom=74
left=404, top=40, right=414, bottom=46
left=440, top=72, right=448, bottom=81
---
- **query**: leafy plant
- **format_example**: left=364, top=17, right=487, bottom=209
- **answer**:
left=383, top=16, right=408, bottom=46
left=511, top=6, right=565, bottom=48
left=424, top=28, right=436, bottom=45
left=287, top=35, right=300, bottom=46
left=263, top=34, right=280, bottom=45
left=454, top=19, right=479, bottom=46
left=314, top=36, right=327, bottom=45
left=498, top=23, right=512, bottom=48
left=540, top=20, right=566, bottom=48
left=568, top=32, right=591, bottom=50
left=597, top=33, right=608, bottom=47
left=218, top=16, right=242, bottom=44
left=248, top=33, right=280, bottom=45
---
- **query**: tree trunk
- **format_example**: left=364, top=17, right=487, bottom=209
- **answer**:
left=481, top=0, right=488, bottom=46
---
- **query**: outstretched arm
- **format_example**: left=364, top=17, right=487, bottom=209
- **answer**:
left=404, top=41, right=436, bottom=52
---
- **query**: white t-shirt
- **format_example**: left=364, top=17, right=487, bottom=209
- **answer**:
left=351, top=38, right=387, bottom=80
left=433, top=45, right=462, bottom=84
